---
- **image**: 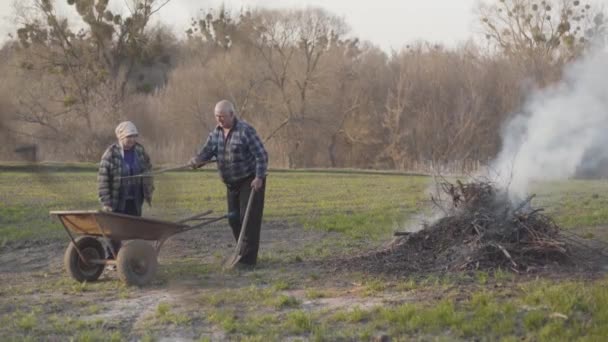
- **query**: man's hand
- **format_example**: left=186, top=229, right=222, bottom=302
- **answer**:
left=102, top=205, right=113, bottom=212
left=251, top=177, right=264, bottom=191
left=145, top=198, right=152, bottom=207
left=188, top=157, right=203, bottom=169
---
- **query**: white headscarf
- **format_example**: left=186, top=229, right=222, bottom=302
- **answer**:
left=115, top=121, right=138, bottom=140
left=115, top=121, right=138, bottom=156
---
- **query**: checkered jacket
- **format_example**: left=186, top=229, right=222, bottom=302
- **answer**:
left=97, top=143, right=154, bottom=210
left=194, top=119, right=268, bottom=184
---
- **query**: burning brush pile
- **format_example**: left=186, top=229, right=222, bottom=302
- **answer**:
left=347, top=180, right=603, bottom=274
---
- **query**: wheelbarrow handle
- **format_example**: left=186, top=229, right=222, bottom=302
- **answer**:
left=177, top=210, right=213, bottom=224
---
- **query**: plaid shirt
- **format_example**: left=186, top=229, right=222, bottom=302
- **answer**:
left=195, top=119, right=268, bottom=184
left=98, top=143, right=154, bottom=210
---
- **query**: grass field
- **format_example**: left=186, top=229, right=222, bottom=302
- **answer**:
left=0, top=167, right=430, bottom=243
left=1, top=165, right=608, bottom=341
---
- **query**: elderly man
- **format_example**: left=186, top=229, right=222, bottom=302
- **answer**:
left=189, top=100, right=268, bottom=268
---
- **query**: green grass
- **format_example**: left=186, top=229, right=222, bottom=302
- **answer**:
left=330, top=306, right=371, bottom=323
left=154, top=302, right=191, bottom=325
left=72, top=329, right=123, bottom=342
left=157, top=258, right=216, bottom=281
left=321, top=277, right=608, bottom=341
left=305, top=288, right=327, bottom=299
left=271, top=279, right=291, bottom=291
left=460, top=291, right=517, bottom=337
left=0, top=310, right=122, bottom=342
left=86, top=304, right=101, bottom=315
left=15, top=312, right=36, bottom=331
left=284, top=310, right=314, bottom=335
left=531, top=180, right=608, bottom=230
left=272, top=295, right=301, bottom=309
left=363, top=278, right=387, bottom=296
left=207, top=309, right=238, bottom=333
left=204, top=308, right=283, bottom=338
left=5, top=167, right=608, bottom=341
left=199, top=284, right=276, bottom=308
left=0, top=169, right=430, bottom=243
left=0, top=171, right=99, bottom=241
left=5, top=167, right=608, bottom=244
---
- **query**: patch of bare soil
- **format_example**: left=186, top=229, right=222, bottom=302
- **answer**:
left=160, top=220, right=310, bottom=261
left=335, top=181, right=608, bottom=276
left=1, top=219, right=376, bottom=340
left=0, top=240, right=64, bottom=274
left=0, top=220, right=316, bottom=283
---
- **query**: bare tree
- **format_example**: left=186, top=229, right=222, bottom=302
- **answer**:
left=478, top=0, right=606, bottom=83
left=244, top=8, right=348, bottom=167
left=11, top=0, right=174, bottom=159
left=378, top=43, right=526, bottom=172
left=3, top=3, right=591, bottom=171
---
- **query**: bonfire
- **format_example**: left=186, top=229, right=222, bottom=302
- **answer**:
left=346, top=179, right=606, bottom=274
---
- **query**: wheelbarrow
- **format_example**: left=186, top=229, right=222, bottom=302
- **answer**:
left=50, top=210, right=228, bottom=286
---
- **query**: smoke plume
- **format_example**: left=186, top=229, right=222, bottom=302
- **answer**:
left=492, top=48, right=608, bottom=200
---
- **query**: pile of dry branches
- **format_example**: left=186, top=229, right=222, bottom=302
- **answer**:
left=342, top=180, right=604, bottom=275
left=424, top=180, right=567, bottom=271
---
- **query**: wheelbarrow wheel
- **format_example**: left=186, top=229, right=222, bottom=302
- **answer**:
left=116, top=240, right=158, bottom=286
left=64, top=236, right=105, bottom=282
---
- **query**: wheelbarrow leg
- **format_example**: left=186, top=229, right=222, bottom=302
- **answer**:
left=93, top=215, right=117, bottom=259
left=61, top=221, right=89, bottom=266
left=155, top=235, right=171, bottom=254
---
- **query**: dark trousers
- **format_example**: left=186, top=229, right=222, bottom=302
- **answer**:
left=108, top=200, right=141, bottom=258
left=226, top=176, right=266, bottom=265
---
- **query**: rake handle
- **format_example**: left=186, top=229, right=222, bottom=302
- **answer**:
left=231, top=188, right=257, bottom=265
left=119, top=160, right=217, bottom=180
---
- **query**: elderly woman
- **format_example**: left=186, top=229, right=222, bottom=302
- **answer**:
left=98, top=121, right=154, bottom=256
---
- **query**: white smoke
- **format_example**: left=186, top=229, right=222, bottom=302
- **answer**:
left=492, top=47, right=608, bottom=200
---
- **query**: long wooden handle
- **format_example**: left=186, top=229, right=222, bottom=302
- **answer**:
left=119, top=160, right=217, bottom=180
left=118, top=165, right=187, bottom=180
left=233, top=189, right=256, bottom=257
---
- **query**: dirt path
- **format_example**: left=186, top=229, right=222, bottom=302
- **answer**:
left=0, top=240, right=64, bottom=274
left=0, top=220, right=410, bottom=340
left=3, top=220, right=608, bottom=340
left=0, top=220, right=317, bottom=278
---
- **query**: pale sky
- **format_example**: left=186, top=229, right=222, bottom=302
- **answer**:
left=0, top=0, right=487, bottom=50
left=148, top=0, right=483, bottom=50
left=3, top=1, right=607, bottom=50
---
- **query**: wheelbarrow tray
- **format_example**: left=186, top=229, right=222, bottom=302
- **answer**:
left=50, top=210, right=188, bottom=241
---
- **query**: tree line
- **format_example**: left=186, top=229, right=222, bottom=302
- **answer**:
left=0, top=0, right=605, bottom=171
